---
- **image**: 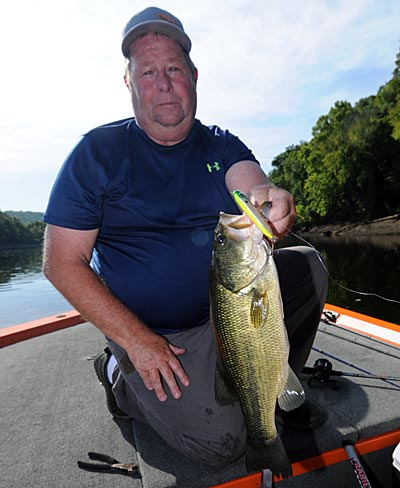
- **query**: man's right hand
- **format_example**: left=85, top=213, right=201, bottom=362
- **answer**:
left=125, top=329, right=190, bottom=402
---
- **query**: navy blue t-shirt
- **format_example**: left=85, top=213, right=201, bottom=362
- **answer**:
left=44, top=118, right=259, bottom=333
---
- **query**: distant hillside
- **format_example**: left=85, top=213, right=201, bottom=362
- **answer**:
left=0, top=210, right=45, bottom=244
left=5, top=211, right=44, bottom=224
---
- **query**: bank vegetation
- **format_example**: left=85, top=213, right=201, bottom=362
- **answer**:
left=269, top=50, right=400, bottom=228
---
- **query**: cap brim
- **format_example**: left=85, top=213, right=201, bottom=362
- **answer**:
left=122, top=21, right=191, bottom=57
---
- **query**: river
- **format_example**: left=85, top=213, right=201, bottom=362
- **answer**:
left=0, top=245, right=72, bottom=328
left=0, top=235, right=399, bottom=329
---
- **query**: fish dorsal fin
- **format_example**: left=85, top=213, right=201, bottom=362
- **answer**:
left=277, top=366, right=305, bottom=411
left=250, top=289, right=268, bottom=328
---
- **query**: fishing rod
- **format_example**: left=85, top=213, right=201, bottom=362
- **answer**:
left=320, top=327, right=400, bottom=361
left=343, top=442, right=373, bottom=488
left=310, top=347, right=400, bottom=390
left=303, top=358, right=400, bottom=382
left=261, top=443, right=373, bottom=488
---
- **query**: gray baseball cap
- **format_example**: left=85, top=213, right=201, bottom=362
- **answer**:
left=122, top=7, right=192, bottom=57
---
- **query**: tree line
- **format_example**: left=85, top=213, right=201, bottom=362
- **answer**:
left=0, top=211, right=45, bottom=244
left=269, top=50, right=400, bottom=225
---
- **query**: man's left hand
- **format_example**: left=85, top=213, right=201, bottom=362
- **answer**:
left=248, top=185, right=296, bottom=240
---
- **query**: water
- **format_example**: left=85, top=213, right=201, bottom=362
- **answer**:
left=0, top=236, right=399, bottom=329
left=0, top=245, right=72, bottom=328
left=279, top=233, right=400, bottom=325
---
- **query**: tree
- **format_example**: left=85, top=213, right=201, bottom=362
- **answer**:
left=305, top=101, right=354, bottom=221
left=270, top=143, right=311, bottom=222
left=0, top=210, right=44, bottom=244
left=268, top=48, right=400, bottom=224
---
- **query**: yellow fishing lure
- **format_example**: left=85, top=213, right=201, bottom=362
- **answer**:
left=232, top=190, right=274, bottom=240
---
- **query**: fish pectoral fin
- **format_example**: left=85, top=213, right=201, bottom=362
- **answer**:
left=277, top=366, right=305, bottom=411
left=250, top=290, right=268, bottom=328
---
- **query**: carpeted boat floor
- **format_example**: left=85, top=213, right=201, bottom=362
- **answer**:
left=1, top=320, right=399, bottom=487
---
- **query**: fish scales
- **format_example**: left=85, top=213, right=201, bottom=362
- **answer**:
left=210, top=212, right=305, bottom=478
left=212, top=257, right=288, bottom=437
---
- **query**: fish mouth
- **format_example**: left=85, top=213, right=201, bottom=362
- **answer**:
left=218, top=212, right=263, bottom=243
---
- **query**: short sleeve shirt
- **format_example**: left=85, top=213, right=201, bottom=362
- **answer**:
left=44, top=118, right=259, bottom=333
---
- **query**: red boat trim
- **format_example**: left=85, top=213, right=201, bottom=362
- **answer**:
left=210, top=429, right=400, bottom=487
left=0, top=310, right=84, bottom=347
left=3, top=302, right=397, bottom=349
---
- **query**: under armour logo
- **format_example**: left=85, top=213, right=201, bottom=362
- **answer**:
left=207, top=162, right=221, bottom=172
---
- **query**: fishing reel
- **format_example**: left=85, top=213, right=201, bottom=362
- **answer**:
left=302, top=358, right=338, bottom=388
left=303, top=356, right=400, bottom=389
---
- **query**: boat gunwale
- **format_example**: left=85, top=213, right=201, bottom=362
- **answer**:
left=1, top=303, right=398, bottom=348
left=0, top=310, right=84, bottom=347
left=211, top=428, right=400, bottom=487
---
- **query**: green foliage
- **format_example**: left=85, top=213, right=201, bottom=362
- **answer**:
left=388, top=97, right=400, bottom=140
left=269, top=49, right=400, bottom=224
left=0, top=210, right=45, bottom=244
left=24, top=221, right=46, bottom=241
left=5, top=210, right=44, bottom=224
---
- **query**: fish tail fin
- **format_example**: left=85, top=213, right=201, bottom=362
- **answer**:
left=278, top=366, right=305, bottom=411
left=245, top=435, right=292, bottom=479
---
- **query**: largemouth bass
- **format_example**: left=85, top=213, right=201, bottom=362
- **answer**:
left=209, top=212, right=305, bottom=478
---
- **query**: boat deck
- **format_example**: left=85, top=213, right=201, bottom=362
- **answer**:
left=1, top=311, right=399, bottom=487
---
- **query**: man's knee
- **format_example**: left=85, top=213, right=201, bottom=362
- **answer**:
left=279, top=245, right=328, bottom=305
left=305, top=246, right=327, bottom=278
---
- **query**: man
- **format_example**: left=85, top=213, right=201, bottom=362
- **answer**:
left=43, top=7, right=327, bottom=467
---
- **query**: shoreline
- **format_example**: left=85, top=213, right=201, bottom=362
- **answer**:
left=297, top=213, right=400, bottom=237
left=0, top=242, right=40, bottom=251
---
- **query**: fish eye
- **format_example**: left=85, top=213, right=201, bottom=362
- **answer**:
left=216, top=233, right=225, bottom=245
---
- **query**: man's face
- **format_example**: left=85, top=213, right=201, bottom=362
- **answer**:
left=125, top=34, right=198, bottom=145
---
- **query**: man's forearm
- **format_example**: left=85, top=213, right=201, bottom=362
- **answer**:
left=225, top=160, right=274, bottom=195
left=43, top=259, right=147, bottom=351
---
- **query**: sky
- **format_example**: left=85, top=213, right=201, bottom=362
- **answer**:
left=0, top=0, right=399, bottom=212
